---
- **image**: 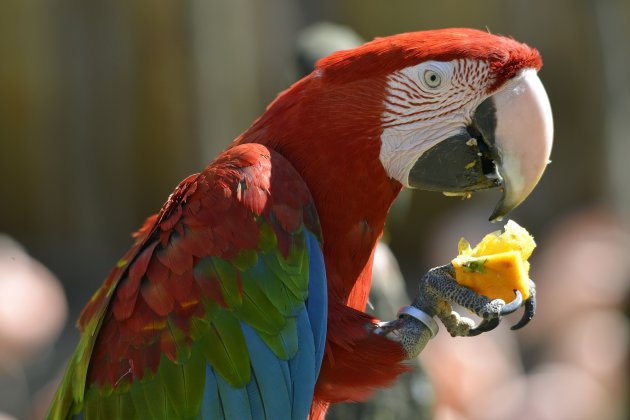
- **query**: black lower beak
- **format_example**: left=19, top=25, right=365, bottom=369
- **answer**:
left=407, top=98, right=502, bottom=194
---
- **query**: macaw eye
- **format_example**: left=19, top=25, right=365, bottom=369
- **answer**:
left=423, top=70, right=442, bottom=88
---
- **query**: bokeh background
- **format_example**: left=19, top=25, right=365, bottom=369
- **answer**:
left=1, top=1, right=629, bottom=419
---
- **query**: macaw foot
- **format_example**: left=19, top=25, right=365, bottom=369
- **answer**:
left=375, top=264, right=536, bottom=359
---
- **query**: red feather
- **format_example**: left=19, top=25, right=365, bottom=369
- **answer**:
left=121, top=241, right=158, bottom=299
left=140, top=275, right=174, bottom=317
left=111, top=289, right=138, bottom=321
left=156, top=238, right=193, bottom=275
left=178, top=227, right=215, bottom=257
left=272, top=204, right=302, bottom=233
left=165, top=269, right=195, bottom=304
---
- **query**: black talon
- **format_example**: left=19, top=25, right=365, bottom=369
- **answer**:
left=500, top=290, right=523, bottom=315
left=511, top=294, right=536, bottom=330
left=468, top=317, right=500, bottom=336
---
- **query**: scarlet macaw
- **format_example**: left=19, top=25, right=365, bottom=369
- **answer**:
left=48, top=28, right=553, bottom=419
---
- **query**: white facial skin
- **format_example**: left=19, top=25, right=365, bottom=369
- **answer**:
left=379, top=59, right=494, bottom=186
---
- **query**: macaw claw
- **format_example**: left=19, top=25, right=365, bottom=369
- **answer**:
left=500, top=289, right=523, bottom=315
left=468, top=317, right=500, bottom=336
left=511, top=290, right=536, bottom=330
left=468, top=289, right=522, bottom=336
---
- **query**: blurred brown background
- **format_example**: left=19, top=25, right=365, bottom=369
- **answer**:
left=1, top=1, right=629, bottom=419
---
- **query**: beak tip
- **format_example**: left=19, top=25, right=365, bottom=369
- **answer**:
left=489, top=214, right=504, bottom=223
left=489, top=189, right=525, bottom=222
left=488, top=187, right=521, bottom=222
left=489, top=207, right=507, bottom=223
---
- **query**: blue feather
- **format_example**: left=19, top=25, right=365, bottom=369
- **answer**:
left=216, top=368, right=253, bottom=420
left=290, top=308, right=317, bottom=419
left=305, top=230, right=328, bottom=376
left=200, top=365, right=223, bottom=420
left=242, top=322, right=292, bottom=419
left=245, top=371, right=265, bottom=419
left=279, top=359, right=293, bottom=403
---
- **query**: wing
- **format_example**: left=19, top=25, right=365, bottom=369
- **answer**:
left=47, top=143, right=327, bottom=420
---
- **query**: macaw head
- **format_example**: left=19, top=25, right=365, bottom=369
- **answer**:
left=309, top=28, right=553, bottom=221
left=244, top=28, right=552, bottom=222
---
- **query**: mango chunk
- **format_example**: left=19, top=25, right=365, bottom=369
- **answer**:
left=452, top=220, right=535, bottom=302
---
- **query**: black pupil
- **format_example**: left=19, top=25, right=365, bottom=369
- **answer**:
left=430, top=74, right=437, bottom=81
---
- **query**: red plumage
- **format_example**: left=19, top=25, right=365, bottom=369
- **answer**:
left=317, top=28, right=541, bottom=90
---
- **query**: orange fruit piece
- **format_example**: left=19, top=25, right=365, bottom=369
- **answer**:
left=452, top=220, right=535, bottom=302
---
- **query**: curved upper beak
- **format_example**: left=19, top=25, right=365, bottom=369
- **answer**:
left=407, top=69, right=553, bottom=221
left=489, top=69, right=553, bottom=221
